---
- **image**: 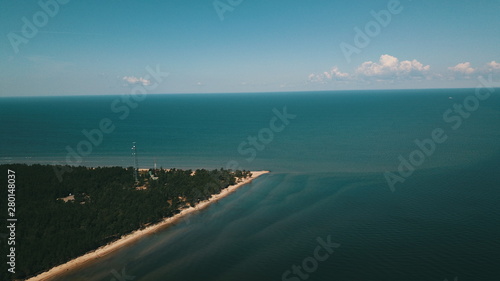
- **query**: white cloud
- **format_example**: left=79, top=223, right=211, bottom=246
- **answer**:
left=485, top=61, right=500, bottom=71
left=326, top=67, right=350, bottom=79
left=123, top=76, right=151, bottom=86
left=448, top=62, right=476, bottom=76
left=479, top=61, right=500, bottom=79
left=356, top=54, right=430, bottom=80
left=308, top=66, right=350, bottom=83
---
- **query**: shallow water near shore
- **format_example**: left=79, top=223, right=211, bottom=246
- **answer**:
left=2, top=89, right=500, bottom=280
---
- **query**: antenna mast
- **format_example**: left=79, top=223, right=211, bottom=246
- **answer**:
left=132, top=142, right=139, bottom=182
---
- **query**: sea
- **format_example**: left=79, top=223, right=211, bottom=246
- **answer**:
left=1, top=89, right=500, bottom=281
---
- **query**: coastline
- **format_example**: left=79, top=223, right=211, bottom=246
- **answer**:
left=25, top=170, right=270, bottom=281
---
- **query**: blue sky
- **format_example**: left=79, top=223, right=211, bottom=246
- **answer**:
left=1, top=0, right=499, bottom=97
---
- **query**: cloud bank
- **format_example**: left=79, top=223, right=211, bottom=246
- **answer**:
left=309, top=55, right=500, bottom=84
left=309, top=54, right=430, bottom=83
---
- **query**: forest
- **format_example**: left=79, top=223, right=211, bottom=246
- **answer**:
left=0, top=164, right=251, bottom=280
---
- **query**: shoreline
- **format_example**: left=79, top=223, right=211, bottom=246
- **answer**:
left=25, top=170, right=270, bottom=281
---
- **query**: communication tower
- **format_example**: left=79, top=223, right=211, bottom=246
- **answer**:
left=132, top=142, right=139, bottom=182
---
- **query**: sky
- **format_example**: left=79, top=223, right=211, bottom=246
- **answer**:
left=0, top=0, right=499, bottom=97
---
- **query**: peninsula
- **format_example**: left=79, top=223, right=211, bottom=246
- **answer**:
left=0, top=164, right=268, bottom=281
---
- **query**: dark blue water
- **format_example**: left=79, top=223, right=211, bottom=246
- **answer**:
left=1, top=89, right=500, bottom=280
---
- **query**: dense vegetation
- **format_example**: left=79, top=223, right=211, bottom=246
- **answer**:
left=0, top=164, right=251, bottom=280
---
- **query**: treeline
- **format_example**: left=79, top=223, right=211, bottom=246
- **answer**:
left=0, top=164, right=251, bottom=280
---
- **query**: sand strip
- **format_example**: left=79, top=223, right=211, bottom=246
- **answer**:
left=26, top=170, right=270, bottom=281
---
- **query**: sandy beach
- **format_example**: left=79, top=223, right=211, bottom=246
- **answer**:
left=26, top=170, right=270, bottom=281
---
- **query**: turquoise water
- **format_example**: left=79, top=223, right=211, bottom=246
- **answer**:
left=1, top=89, right=500, bottom=280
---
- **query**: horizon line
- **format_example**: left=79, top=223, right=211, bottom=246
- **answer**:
left=1, top=86, right=497, bottom=98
